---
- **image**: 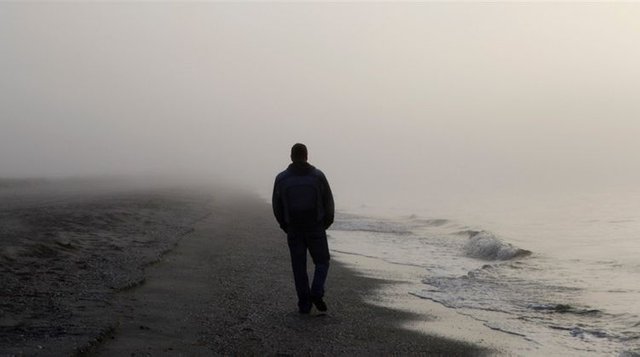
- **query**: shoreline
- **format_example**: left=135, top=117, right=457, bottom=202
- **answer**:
left=330, top=250, right=538, bottom=356
left=1, top=183, right=497, bottom=355
left=93, top=190, right=490, bottom=356
left=0, top=183, right=214, bottom=356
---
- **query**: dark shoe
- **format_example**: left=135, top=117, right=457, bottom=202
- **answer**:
left=311, top=297, right=327, bottom=312
left=298, top=301, right=312, bottom=314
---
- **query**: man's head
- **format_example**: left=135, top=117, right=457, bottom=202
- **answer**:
left=290, top=143, right=308, bottom=163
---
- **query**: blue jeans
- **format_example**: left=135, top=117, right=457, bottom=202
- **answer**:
left=287, top=231, right=330, bottom=309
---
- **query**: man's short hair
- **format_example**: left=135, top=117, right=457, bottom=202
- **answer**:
left=290, top=143, right=308, bottom=162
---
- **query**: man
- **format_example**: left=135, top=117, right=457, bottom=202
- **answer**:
left=272, top=143, right=334, bottom=314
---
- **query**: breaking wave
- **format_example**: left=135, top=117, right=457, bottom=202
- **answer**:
left=463, top=231, right=531, bottom=260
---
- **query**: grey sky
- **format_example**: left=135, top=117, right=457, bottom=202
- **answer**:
left=2, top=3, right=639, bottom=206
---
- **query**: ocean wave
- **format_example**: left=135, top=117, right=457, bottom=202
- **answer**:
left=528, top=303, right=602, bottom=316
left=463, top=231, right=531, bottom=260
left=332, top=217, right=412, bottom=235
left=407, top=215, right=450, bottom=227
left=454, top=229, right=482, bottom=236
left=548, top=324, right=618, bottom=340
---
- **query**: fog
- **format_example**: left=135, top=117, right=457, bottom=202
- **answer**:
left=2, top=3, right=640, bottom=208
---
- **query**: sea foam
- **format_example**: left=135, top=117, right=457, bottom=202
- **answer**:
left=463, top=231, right=531, bottom=260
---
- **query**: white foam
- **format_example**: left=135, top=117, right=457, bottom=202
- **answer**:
left=463, top=231, right=531, bottom=260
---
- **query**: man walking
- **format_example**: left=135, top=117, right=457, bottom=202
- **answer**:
left=272, top=143, right=334, bottom=314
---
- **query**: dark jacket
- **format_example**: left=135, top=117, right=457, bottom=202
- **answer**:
left=272, top=162, right=334, bottom=233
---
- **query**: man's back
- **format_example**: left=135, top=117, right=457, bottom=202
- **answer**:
left=273, top=161, right=334, bottom=233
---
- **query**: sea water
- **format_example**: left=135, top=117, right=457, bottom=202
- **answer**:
left=329, top=185, right=640, bottom=356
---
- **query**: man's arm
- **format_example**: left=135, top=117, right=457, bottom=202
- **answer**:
left=320, top=173, right=334, bottom=230
left=272, top=178, right=288, bottom=233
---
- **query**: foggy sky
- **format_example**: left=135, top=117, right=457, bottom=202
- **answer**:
left=2, top=3, right=640, bottom=207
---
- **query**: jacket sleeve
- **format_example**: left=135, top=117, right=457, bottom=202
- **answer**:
left=272, top=178, right=288, bottom=233
left=320, top=173, right=335, bottom=229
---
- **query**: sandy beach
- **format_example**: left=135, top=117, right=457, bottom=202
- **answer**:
left=4, top=2, right=640, bottom=356
left=1, top=182, right=491, bottom=356
left=93, top=190, right=489, bottom=356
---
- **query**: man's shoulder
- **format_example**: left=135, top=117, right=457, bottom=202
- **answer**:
left=275, top=165, right=301, bottom=183
left=275, top=169, right=290, bottom=183
left=311, top=167, right=327, bottom=180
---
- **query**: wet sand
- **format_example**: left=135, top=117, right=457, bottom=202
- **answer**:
left=93, top=191, right=490, bottom=356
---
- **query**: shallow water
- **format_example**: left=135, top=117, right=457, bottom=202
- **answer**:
left=330, top=187, right=640, bottom=356
left=0, top=180, right=211, bottom=355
